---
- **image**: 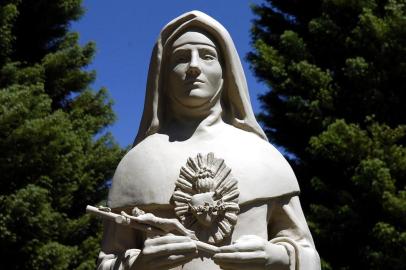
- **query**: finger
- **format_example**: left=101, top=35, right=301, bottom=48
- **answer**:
left=218, top=242, right=263, bottom=253
left=213, top=251, right=267, bottom=263
left=152, top=252, right=198, bottom=268
left=143, top=242, right=197, bottom=257
left=145, top=235, right=193, bottom=246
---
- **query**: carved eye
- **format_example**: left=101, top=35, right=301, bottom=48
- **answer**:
left=200, top=49, right=217, bottom=61
left=176, top=56, right=189, bottom=63
left=202, top=54, right=215, bottom=61
left=173, top=51, right=189, bottom=63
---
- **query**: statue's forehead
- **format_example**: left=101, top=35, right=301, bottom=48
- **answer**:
left=172, top=30, right=216, bottom=48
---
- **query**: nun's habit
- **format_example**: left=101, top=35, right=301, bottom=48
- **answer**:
left=98, top=11, right=320, bottom=270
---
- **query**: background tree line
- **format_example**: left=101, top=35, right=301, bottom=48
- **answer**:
left=0, top=0, right=123, bottom=269
left=248, top=0, right=405, bottom=269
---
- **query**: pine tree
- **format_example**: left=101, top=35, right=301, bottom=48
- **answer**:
left=248, top=1, right=406, bottom=269
left=0, top=1, right=124, bottom=269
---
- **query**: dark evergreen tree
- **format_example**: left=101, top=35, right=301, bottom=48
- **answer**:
left=0, top=1, right=124, bottom=269
left=248, top=1, right=406, bottom=269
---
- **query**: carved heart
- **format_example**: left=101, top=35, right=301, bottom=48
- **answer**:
left=171, top=153, right=240, bottom=244
left=189, top=192, right=216, bottom=227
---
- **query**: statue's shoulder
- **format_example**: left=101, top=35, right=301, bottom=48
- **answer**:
left=120, top=133, right=170, bottom=166
left=112, top=133, right=173, bottom=184
left=108, top=134, right=174, bottom=208
left=226, top=125, right=293, bottom=170
left=223, top=126, right=300, bottom=201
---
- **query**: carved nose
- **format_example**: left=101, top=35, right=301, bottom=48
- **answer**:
left=187, top=65, right=201, bottom=77
left=186, top=53, right=201, bottom=77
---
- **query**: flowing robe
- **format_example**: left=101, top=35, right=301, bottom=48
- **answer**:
left=98, top=124, right=320, bottom=270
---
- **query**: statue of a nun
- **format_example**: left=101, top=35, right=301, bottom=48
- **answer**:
left=97, top=11, right=320, bottom=270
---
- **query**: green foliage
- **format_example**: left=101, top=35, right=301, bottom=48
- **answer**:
left=0, top=0, right=124, bottom=269
left=249, top=0, right=406, bottom=269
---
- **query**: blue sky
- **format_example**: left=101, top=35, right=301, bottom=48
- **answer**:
left=72, top=0, right=267, bottom=147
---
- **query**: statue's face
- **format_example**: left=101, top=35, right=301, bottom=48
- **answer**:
left=168, top=30, right=223, bottom=108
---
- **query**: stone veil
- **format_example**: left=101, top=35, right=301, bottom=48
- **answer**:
left=133, top=10, right=267, bottom=145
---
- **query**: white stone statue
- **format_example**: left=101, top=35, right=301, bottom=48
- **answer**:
left=96, top=11, right=320, bottom=270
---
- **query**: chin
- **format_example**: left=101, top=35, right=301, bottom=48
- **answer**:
left=179, top=95, right=211, bottom=108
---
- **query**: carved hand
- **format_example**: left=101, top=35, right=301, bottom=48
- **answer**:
left=131, top=235, right=198, bottom=270
left=213, top=235, right=290, bottom=270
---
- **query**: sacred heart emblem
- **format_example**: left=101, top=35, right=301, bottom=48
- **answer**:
left=171, top=153, right=240, bottom=245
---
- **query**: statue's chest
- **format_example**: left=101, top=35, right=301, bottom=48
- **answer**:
left=109, top=133, right=295, bottom=215
left=146, top=144, right=266, bottom=205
